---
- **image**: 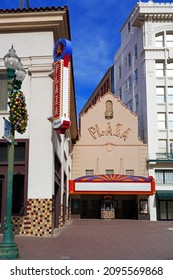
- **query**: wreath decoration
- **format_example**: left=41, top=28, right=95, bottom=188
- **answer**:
left=8, top=89, right=28, bottom=134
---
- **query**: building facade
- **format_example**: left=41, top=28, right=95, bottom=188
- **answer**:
left=0, top=6, right=77, bottom=236
left=114, top=1, right=173, bottom=220
left=71, top=92, right=155, bottom=220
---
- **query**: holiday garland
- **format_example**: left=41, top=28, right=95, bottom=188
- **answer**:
left=8, top=89, right=28, bottom=134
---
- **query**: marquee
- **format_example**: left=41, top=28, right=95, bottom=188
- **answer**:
left=69, top=174, right=155, bottom=195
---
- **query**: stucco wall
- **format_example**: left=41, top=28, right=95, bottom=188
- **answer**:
left=72, top=92, right=148, bottom=179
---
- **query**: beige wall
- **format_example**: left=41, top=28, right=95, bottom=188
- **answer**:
left=72, top=92, right=148, bottom=179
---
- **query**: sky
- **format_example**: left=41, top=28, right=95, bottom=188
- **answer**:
left=0, top=0, right=171, bottom=114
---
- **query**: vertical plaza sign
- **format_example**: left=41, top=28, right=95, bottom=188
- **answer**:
left=52, top=38, right=72, bottom=134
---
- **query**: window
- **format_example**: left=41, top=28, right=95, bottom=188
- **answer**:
left=117, top=87, right=122, bottom=100
left=126, top=170, right=134, bottom=176
left=0, top=143, right=8, bottom=162
left=128, top=52, right=131, bottom=67
left=106, top=169, right=114, bottom=174
left=157, top=113, right=166, bottom=129
left=167, top=63, right=173, bottom=77
left=155, top=33, right=164, bottom=47
left=156, top=87, right=165, bottom=103
left=135, top=94, right=139, bottom=113
left=166, top=33, right=173, bottom=47
left=127, top=76, right=132, bottom=91
left=0, top=72, right=8, bottom=111
left=105, top=100, right=113, bottom=119
left=158, top=139, right=167, bottom=153
left=125, top=57, right=127, bottom=67
left=170, top=140, right=173, bottom=154
left=128, top=21, right=131, bottom=33
left=156, top=62, right=164, bottom=77
left=118, top=65, right=121, bottom=79
left=134, top=69, right=138, bottom=86
left=0, top=142, right=26, bottom=163
left=0, top=140, right=28, bottom=216
left=14, top=142, right=26, bottom=162
left=168, top=113, right=173, bottom=130
left=128, top=99, right=133, bottom=111
left=155, top=170, right=173, bottom=184
left=168, top=87, right=173, bottom=103
left=134, top=44, right=138, bottom=61
left=86, top=169, right=94, bottom=176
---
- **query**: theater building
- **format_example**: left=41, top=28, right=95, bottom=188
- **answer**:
left=0, top=6, right=77, bottom=236
left=70, top=92, right=155, bottom=220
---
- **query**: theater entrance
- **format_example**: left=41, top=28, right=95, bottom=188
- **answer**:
left=71, top=195, right=138, bottom=220
left=81, top=196, right=101, bottom=219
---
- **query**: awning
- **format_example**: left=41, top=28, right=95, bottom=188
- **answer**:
left=157, top=191, right=173, bottom=199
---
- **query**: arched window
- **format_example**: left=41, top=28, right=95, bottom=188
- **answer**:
left=155, top=32, right=164, bottom=47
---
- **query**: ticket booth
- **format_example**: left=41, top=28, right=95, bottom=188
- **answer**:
left=101, top=196, right=115, bottom=219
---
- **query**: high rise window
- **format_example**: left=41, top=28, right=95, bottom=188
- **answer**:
left=155, top=33, right=164, bottom=47
left=167, top=63, right=173, bottom=77
left=155, top=170, right=173, bottom=184
left=134, top=44, right=138, bottom=61
left=134, top=69, right=138, bottom=86
left=157, top=113, right=166, bottom=129
left=158, top=139, right=167, bottom=153
left=128, top=52, right=131, bottom=67
left=168, top=87, right=173, bottom=103
left=127, top=76, right=132, bottom=91
left=118, top=65, right=121, bottom=79
left=155, top=31, right=173, bottom=47
left=156, top=87, right=165, bottom=103
left=128, top=21, right=131, bottom=33
left=166, top=33, right=173, bottom=47
left=135, top=94, right=139, bottom=113
left=156, top=62, right=164, bottom=77
left=168, top=113, right=173, bottom=130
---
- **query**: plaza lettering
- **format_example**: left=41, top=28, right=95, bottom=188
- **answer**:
left=88, top=122, right=131, bottom=141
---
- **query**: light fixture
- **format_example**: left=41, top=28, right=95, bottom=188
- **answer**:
left=3, top=45, right=20, bottom=70
left=16, top=60, right=26, bottom=81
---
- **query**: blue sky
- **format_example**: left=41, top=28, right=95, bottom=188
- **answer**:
left=0, top=0, right=171, bottom=114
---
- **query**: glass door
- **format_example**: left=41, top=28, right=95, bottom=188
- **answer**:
left=159, top=200, right=173, bottom=220
left=160, top=201, right=167, bottom=219
left=168, top=201, right=173, bottom=219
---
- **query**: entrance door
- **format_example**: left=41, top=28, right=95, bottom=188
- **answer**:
left=122, top=199, right=137, bottom=219
left=81, top=199, right=101, bottom=218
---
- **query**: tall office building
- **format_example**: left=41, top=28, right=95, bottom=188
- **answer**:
left=114, top=1, right=173, bottom=220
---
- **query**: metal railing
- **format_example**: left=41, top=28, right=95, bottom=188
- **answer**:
left=156, top=153, right=173, bottom=160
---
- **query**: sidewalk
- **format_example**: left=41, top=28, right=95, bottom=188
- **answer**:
left=0, top=219, right=173, bottom=260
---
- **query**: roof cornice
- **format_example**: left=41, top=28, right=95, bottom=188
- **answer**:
left=132, top=2, right=173, bottom=27
left=0, top=6, right=71, bottom=41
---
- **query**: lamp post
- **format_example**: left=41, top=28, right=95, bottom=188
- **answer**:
left=0, top=46, right=26, bottom=259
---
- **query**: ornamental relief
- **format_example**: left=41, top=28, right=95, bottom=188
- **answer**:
left=88, top=122, right=131, bottom=141
left=145, top=50, right=165, bottom=60
left=105, top=100, right=113, bottom=119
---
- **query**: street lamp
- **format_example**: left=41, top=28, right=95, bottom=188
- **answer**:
left=0, top=46, right=26, bottom=259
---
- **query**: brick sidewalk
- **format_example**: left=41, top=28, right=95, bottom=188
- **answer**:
left=0, top=219, right=173, bottom=260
